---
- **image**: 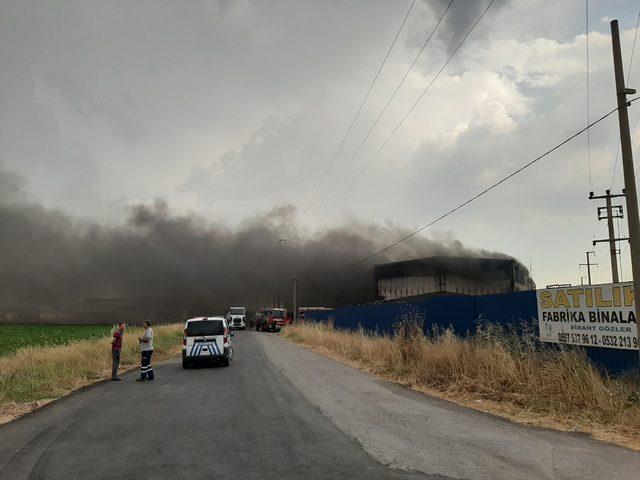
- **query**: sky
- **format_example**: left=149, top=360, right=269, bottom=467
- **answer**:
left=2, top=0, right=640, bottom=291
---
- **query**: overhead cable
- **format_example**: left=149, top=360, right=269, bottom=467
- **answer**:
left=346, top=99, right=638, bottom=268
left=319, top=0, right=496, bottom=225
left=292, top=0, right=417, bottom=237
left=297, top=0, right=456, bottom=236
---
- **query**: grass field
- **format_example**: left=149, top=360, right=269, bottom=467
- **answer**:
left=0, top=323, right=183, bottom=413
left=0, top=324, right=112, bottom=356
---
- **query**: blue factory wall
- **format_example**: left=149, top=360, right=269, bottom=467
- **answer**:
left=304, top=290, right=639, bottom=374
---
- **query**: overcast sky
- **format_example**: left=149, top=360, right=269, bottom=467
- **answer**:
left=2, top=0, right=640, bottom=289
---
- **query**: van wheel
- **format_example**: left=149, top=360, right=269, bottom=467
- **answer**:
left=182, top=358, right=189, bottom=369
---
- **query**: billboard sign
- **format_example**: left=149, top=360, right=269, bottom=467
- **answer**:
left=537, top=282, right=638, bottom=350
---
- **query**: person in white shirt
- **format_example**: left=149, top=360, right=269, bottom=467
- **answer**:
left=136, top=320, right=154, bottom=382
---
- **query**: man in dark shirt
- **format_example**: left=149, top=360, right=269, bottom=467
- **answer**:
left=111, top=322, right=126, bottom=381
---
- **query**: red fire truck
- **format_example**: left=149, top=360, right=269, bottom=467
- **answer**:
left=256, top=307, right=288, bottom=332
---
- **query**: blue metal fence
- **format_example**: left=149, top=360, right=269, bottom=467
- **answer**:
left=304, top=290, right=639, bottom=374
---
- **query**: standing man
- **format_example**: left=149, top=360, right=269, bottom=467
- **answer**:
left=136, top=320, right=154, bottom=382
left=111, top=322, right=126, bottom=381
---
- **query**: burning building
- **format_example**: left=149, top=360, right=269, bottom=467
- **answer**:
left=374, top=256, right=535, bottom=301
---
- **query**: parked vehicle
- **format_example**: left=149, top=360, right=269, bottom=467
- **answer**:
left=182, top=316, right=233, bottom=368
left=227, top=306, right=247, bottom=330
left=256, top=307, right=287, bottom=332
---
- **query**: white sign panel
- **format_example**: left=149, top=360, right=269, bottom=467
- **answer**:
left=537, top=282, right=638, bottom=350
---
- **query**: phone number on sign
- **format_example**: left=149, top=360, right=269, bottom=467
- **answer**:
left=557, top=332, right=638, bottom=349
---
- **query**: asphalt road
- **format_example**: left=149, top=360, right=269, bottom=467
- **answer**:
left=0, top=331, right=435, bottom=480
left=257, top=332, right=640, bottom=480
left=0, top=331, right=639, bottom=480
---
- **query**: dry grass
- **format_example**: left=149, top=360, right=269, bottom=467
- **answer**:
left=0, top=324, right=183, bottom=421
left=282, top=321, right=640, bottom=450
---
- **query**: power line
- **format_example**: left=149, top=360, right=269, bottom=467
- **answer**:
left=292, top=0, right=417, bottom=237
left=297, top=0, right=454, bottom=237
left=320, top=0, right=496, bottom=225
left=346, top=100, right=637, bottom=268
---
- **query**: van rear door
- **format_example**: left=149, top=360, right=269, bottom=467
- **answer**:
left=185, top=319, right=225, bottom=358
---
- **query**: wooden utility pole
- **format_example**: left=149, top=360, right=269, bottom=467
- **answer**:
left=611, top=19, right=640, bottom=362
left=579, top=251, right=597, bottom=285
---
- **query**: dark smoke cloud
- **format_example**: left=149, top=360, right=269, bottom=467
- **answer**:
left=416, top=0, right=509, bottom=53
left=0, top=165, right=515, bottom=310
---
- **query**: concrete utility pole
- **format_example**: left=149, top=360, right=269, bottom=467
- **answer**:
left=590, top=189, right=626, bottom=283
left=579, top=251, right=597, bottom=285
left=611, top=19, right=640, bottom=361
left=276, top=238, right=287, bottom=308
left=292, top=265, right=297, bottom=323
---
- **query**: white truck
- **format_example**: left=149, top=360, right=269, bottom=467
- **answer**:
left=226, top=306, right=247, bottom=330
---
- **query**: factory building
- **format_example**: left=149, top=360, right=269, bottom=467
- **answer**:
left=374, top=256, right=535, bottom=301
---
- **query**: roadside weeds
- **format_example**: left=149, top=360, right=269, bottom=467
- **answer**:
left=281, top=321, right=640, bottom=452
left=0, top=324, right=183, bottom=424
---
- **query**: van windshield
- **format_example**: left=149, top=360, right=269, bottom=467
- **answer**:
left=229, top=308, right=245, bottom=315
left=186, top=320, right=224, bottom=336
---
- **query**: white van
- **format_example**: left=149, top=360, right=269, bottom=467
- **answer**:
left=182, top=316, right=233, bottom=368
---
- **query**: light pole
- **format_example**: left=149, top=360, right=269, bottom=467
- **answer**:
left=277, top=239, right=286, bottom=308
left=293, top=265, right=297, bottom=323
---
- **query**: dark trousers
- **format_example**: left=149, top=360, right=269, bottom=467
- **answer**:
left=111, top=350, right=121, bottom=379
left=140, top=350, right=154, bottom=379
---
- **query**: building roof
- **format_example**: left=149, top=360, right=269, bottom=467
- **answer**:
left=374, top=256, right=522, bottom=280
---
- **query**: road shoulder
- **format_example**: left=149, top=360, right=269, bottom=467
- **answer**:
left=254, top=331, right=640, bottom=480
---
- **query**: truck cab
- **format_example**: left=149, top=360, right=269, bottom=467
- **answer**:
left=227, top=306, right=246, bottom=330
left=256, top=307, right=287, bottom=332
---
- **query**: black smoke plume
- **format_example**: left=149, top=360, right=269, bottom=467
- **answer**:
left=421, top=0, right=509, bottom=53
left=0, top=166, right=516, bottom=317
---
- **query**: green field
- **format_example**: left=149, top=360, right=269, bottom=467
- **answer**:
left=0, top=324, right=112, bottom=356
